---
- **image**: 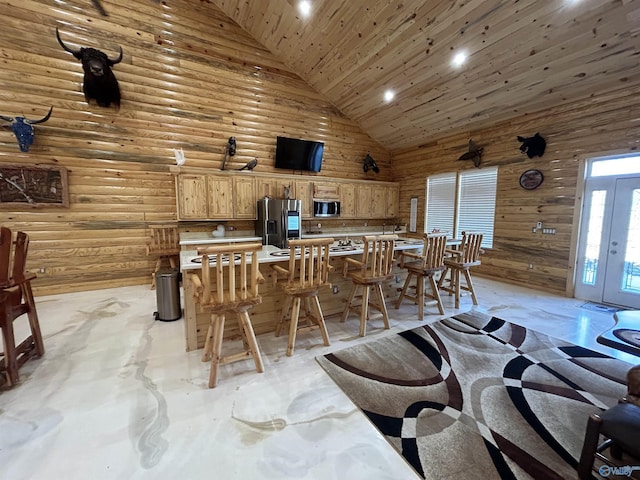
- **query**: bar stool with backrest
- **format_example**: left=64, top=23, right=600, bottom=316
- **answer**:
left=577, top=364, right=640, bottom=479
left=189, top=242, right=265, bottom=388
left=146, top=224, right=180, bottom=290
left=438, top=231, right=484, bottom=309
left=395, top=233, right=448, bottom=319
left=0, top=227, right=44, bottom=388
left=271, top=238, right=334, bottom=357
left=341, top=234, right=398, bottom=336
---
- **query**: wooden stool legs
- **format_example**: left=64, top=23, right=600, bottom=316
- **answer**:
left=201, top=310, right=264, bottom=388
left=395, top=272, right=445, bottom=319
left=276, top=293, right=330, bottom=357
left=342, top=283, right=390, bottom=337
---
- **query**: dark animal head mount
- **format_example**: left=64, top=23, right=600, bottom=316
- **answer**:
left=0, top=107, right=53, bottom=152
left=56, top=28, right=123, bottom=108
left=363, top=154, right=379, bottom=173
left=517, top=133, right=546, bottom=158
left=457, top=139, right=483, bottom=167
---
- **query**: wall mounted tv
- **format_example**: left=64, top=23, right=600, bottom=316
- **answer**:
left=274, top=136, right=325, bottom=172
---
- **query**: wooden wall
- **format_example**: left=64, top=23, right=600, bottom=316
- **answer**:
left=392, top=85, right=640, bottom=294
left=0, top=0, right=390, bottom=296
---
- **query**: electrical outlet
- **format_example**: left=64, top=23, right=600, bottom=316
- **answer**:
left=528, top=264, right=534, bottom=269
left=532, top=227, right=537, bottom=233
left=332, top=285, right=339, bottom=294
left=40, top=267, right=46, bottom=273
left=395, top=275, right=401, bottom=283
left=536, top=221, right=543, bottom=229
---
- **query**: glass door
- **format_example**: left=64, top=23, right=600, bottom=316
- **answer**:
left=575, top=156, right=640, bottom=308
left=602, top=178, right=640, bottom=307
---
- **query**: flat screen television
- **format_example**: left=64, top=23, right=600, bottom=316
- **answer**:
left=275, top=136, right=324, bottom=172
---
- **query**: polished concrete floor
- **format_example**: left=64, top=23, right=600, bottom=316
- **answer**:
left=1, top=277, right=637, bottom=480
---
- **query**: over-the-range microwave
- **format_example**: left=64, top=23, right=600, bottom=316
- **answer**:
left=313, top=200, right=340, bottom=217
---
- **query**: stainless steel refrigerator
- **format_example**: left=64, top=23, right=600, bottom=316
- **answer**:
left=256, top=198, right=302, bottom=248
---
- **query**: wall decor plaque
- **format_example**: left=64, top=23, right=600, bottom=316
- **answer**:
left=0, top=164, right=69, bottom=207
left=519, top=169, right=544, bottom=190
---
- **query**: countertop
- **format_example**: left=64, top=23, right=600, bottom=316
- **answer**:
left=180, top=237, right=424, bottom=271
left=179, top=231, right=261, bottom=246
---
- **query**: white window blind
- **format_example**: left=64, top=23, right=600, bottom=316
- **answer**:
left=426, top=173, right=456, bottom=235
left=457, top=167, right=497, bottom=248
left=425, top=167, right=497, bottom=248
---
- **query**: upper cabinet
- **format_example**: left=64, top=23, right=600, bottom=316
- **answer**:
left=340, top=183, right=357, bottom=218
left=176, top=173, right=251, bottom=220
left=173, top=168, right=399, bottom=221
left=233, top=177, right=256, bottom=219
left=177, top=174, right=209, bottom=219
left=294, top=179, right=314, bottom=217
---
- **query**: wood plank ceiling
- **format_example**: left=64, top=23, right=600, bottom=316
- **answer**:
left=211, top=0, right=640, bottom=151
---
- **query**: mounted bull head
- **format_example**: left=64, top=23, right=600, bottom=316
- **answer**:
left=56, top=28, right=123, bottom=108
left=0, top=107, right=53, bottom=152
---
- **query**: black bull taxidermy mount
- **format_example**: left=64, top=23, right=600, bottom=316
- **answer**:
left=56, top=28, right=123, bottom=108
left=0, top=107, right=53, bottom=152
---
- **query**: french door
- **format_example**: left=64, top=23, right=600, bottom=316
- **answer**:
left=575, top=175, right=640, bottom=308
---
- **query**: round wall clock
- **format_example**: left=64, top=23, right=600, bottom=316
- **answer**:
left=519, top=169, right=544, bottom=190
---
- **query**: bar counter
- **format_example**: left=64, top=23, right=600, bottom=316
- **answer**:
left=179, top=238, right=424, bottom=351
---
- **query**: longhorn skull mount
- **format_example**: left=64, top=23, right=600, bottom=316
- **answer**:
left=0, top=107, right=53, bottom=152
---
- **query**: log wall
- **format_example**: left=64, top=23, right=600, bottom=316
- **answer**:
left=392, top=86, right=640, bottom=294
left=0, top=0, right=390, bottom=295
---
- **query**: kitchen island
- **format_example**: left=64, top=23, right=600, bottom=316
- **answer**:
left=179, top=238, right=424, bottom=351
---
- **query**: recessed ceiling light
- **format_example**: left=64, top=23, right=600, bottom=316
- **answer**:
left=384, top=90, right=395, bottom=102
left=299, top=1, right=311, bottom=17
left=452, top=51, right=467, bottom=67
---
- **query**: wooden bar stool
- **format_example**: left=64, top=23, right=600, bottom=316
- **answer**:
left=0, top=227, right=45, bottom=388
left=438, top=231, right=484, bottom=309
left=342, top=234, right=398, bottom=336
left=146, top=224, right=180, bottom=290
left=271, top=238, right=334, bottom=357
left=395, top=233, right=448, bottom=319
left=189, top=242, right=264, bottom=388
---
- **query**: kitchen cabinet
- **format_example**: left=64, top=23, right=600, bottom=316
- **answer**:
left=386, top=184, right=400, bottom=219
left=294, top=179, right=314, bottom=217
left=256, top=177, right=294, bottom=201
left=356, top=184, right=373, bottom=218
left=173, top=167, right=400, bottom=221
left=176, top=174, right=252, bottom=220
left=313, top=182, right=340, bottom=200
left=339, top=183, right=357, bottom=218
left=233, top=177, right=256, bottom=218
left=177, top=174, right=208, bottom=219
left=207, top=176, right=233, bottom=218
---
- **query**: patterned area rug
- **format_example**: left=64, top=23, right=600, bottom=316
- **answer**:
left=317, top=311, right=630, bottom=480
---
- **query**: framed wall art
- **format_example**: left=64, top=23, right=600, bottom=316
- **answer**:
left=0, top=164, right=69, bottom=208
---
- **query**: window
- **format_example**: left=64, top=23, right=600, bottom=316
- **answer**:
left=425, top=167, right=498, bottom=248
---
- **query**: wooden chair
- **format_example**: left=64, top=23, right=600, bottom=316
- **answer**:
left=271, top=238, right=334, bottom=356
left=0, top=227, right=44, bottom=388
left=577, top=364, right=640, bottom=479
left=438, top=231, right=484, bottom=309
left=341, top=234, right=398, bottom=336
left=189, top=242, right=264, bottom=388
left=395, top=233, right=448, bottom=319
left=146, top=224, right=180, bottom=290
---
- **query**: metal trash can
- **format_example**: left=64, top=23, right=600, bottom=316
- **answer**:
left=154, top=268, right=181, bottom=321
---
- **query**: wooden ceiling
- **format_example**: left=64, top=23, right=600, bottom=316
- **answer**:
left=211, top=0, right=640, bottom=151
